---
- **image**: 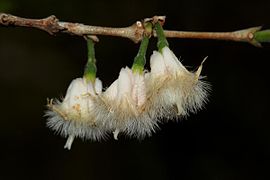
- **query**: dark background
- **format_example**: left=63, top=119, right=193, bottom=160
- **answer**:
left=1, top=0, right=270, bottom=179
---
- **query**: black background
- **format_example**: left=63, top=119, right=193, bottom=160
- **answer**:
left=0, top=0, right=270, bottom=179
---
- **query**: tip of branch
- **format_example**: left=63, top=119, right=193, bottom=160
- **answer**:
left=233, top=26, right=263, bottom=47
left=0, top=13, right=10, bottom=25
left=246, top=26, right=263, bottom=47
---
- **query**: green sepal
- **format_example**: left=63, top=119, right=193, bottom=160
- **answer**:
left=83, top=38, right=97, bottom=83
left=155, top=22, right=169, bottom=52
left=132, top=36, right=149, bottom=74
left=132, top=23, right=152, bottom=74
left=84, top=63, right=97, bottom=82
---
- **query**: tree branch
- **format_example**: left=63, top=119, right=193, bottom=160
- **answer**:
left=0, top=13, right=266, bottom=46
left=163, top=27, right=262, bottom=47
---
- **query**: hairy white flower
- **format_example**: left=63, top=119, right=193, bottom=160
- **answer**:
left=46, top=77, right=105, bottom=149
left=97, top=67, right=157, bottom=139
left=146, top=47, right=209, bottom=119
left=45, top=41, right=209, bottom=148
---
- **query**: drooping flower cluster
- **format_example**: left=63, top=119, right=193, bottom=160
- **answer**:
left=45, top=21, right=209, bottom=149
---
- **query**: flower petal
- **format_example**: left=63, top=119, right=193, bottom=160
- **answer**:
left=94, top=78, right=103, bottom=94
left=117, top=67, right=133, bottom=98
left=162, top=47, right=187, bottom=73
left=150, top=50, right=167, bottom=75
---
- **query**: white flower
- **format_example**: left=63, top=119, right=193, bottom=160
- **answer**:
left=46, top=77, right=105, bottom=149
left=45, top=47, right=209, bottom=148
left=147, top=47, right=209, bottom=119
left=99, top=67, right=157, bottom=139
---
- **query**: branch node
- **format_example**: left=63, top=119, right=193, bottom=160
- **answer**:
left=132, top=21, right=144, bottom=43
left=41, top=15, right=65, bottom=35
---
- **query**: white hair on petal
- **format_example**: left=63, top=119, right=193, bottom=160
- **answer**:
left=45, top=109, right=107, bottom=141
left=146, top=47, right=210, bottom=121
left=96, top=67, right=158, bottom=139
left=45, top=77, right=108, bottom=144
